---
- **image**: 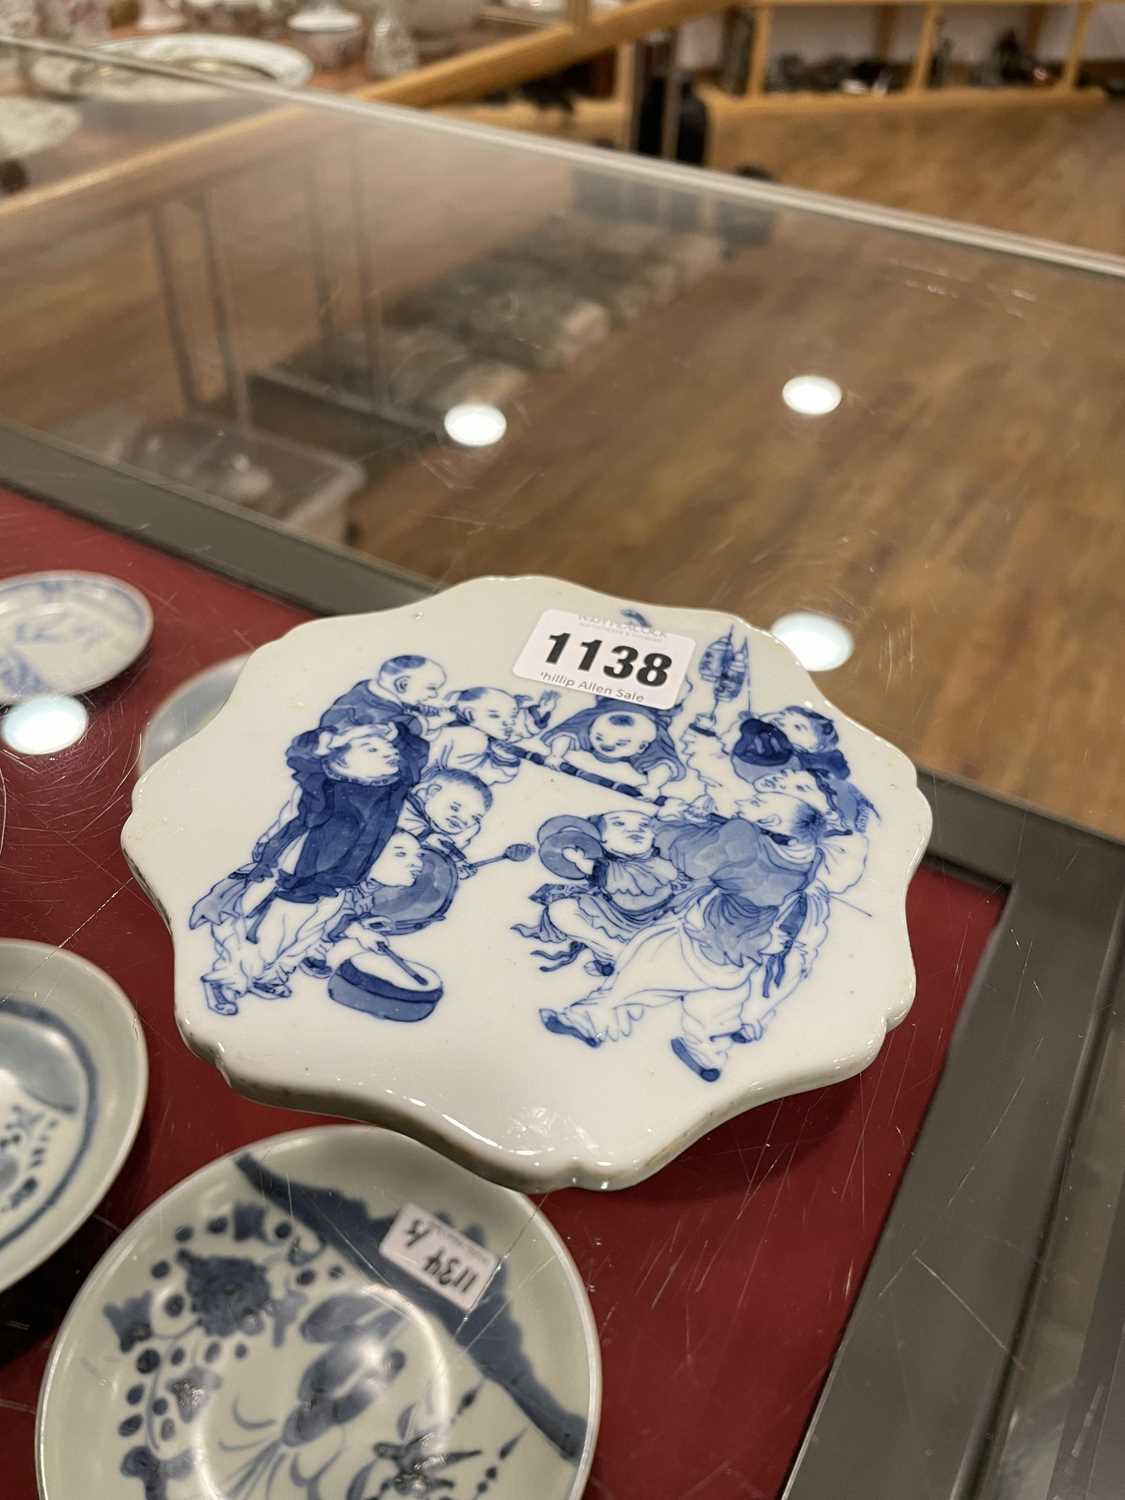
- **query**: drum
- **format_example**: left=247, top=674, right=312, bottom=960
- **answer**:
left=327, top=948, right=443, bottom=1023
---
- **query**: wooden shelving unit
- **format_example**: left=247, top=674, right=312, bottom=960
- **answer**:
left=420, top=0, right=1113, bottom=165
left=700, top=0, right=1110, bottom=169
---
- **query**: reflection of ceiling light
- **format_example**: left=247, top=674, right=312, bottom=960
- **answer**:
left=770, top=612, right=854, bottom=672
left=782, top=375, right=842, bottom=416
left=443, top=403, right=507, bottom=448
left=1, top=694, right=89, bottom=754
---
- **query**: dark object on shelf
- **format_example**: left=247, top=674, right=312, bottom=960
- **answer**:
left=719, top=5, right=755, bottom=96
left=807, top=53, right=852, bottom=93
left=521, top=73, right=579, bottom=112
left=930, top=31, right=953, bottom=87
left=485, top=59, right=611, bottom=113
left=522, top=62, right=605, bottom=113
left=988, top=26, right=1054, bottom=87
left=849, top=56, right=889, bottom=88
left=994, top=26, right=1034, bottom=82
left=0, top=158, right=28, bottom=197
left=767, top=51, right=806, bottom=92
left=764, top=51, right=903, bottom=96
left=636, top=76, right=708, bottom=166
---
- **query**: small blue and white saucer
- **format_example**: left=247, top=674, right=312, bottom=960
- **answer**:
left=0, top=570, right=153, bottom=704
left=37, top=1125, right=600, bottom=1500
left=0, top=940, right=148, bottom=1294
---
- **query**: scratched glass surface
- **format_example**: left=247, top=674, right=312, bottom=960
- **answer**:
left=2, top=39, right=1125, bottom=1500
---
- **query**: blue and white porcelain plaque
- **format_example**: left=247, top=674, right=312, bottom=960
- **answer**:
left=123, top=577, right=930, bottom=1191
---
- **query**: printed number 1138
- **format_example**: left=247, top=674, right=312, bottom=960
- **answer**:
left=513, top=609, right=695, bottom=710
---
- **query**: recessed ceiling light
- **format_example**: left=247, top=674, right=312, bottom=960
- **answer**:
left=782, top=375, right=843, bottom=416
left=1, top=694, right=89, bottom=754
left=443, top=403, right=507, bottom=448
left=770, top=612, right=854, bottom=672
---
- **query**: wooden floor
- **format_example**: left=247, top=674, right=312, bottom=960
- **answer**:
left=346, top=105, right=1125, bottom=841
left=721, top=102, right=1125, bottom=255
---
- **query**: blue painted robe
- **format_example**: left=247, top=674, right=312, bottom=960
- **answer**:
left=657, top=814, right=816, bottom=968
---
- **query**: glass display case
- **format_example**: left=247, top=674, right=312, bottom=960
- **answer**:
left=3, top=36, right=1125, bottom=1500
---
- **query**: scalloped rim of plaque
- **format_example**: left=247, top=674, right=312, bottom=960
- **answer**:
left=123, top=577, right=930, bottom=1191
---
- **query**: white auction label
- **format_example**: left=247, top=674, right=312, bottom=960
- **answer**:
left=513, top=608, right=695, bottom=710
left=381, top=1203, right=499, bottom=1312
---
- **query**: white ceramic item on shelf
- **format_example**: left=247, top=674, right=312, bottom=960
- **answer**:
left=123, top=576, right=931, bottom=1192
left=0, top=570, right=153, bottom=703
left=37, top=1124, right=600, bottom=1500
left=400, top=0, right=481, bottom=53
left=30, top=33, right=314, bottom=98
left=180, top=0, right=264, bottom=34
left=0, top=98, right=81, bottom=158
left=286, top=2, right=363, bottom=67
left=136, top=0, right=183, bottom=31
left=0, top=941, right=148, bottom=1295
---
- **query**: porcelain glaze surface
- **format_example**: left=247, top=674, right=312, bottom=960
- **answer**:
left=0, top=571, right=152, bottom=702
left=0, top=98, right=80, bottom=157
left=37, top=1125, right=599, bottom=1500
left=138, top=654, right=250, bottom=773
left=30, top=34, right=313, bottom=99
left=123, top=577, right=930, bottom=1190
left=0, top=941, right=147, bottom=1292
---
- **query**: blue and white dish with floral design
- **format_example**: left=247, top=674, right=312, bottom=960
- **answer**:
left=0, top=940, right=147, bottom=1293
left=36, top=1125, right=600, bottom=1500
left=123, top=576, right=931, bottom=1191
left=0, top=570, right=153, bottom=703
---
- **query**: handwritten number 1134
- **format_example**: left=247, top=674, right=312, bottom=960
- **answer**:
left=544, top=632, right=672, bottom=688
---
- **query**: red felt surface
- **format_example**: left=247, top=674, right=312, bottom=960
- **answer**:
left=0, top=488, right=1002, bottom=1500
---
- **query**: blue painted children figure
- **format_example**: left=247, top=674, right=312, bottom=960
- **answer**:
left=299, top=769, right=492, bottom=978
left=514, top=808, right=683, bottom=975
left=321, top=831, right=459, bottom=1020
left=732, top=707, right=873, bottom=831
left=427, top=686, right=558, bottom=786
left=191, top=718, right=428, bottom=1014
left=541, top=699, right=685, bottom=801
left=539, top=784, right=834, bottom=1081
left=397, top=769, right=493, bottom=875
left=319, top=654, right=449, bottom=739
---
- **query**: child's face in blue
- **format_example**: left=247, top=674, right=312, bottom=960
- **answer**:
left=333, top=725, right=401, bottom=782
left=763, top=709, right=820, bottom=752
left=390, top=662, right=446, bottom=706
left=421, top=779, right=487, bottom=840
left=368, top=832, right=424, bottom=886
left=590, top=712, right=656, bottom=762
left=600, top=810, right=656, bottom=857
left=463, top=691, right=519, bottom=742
